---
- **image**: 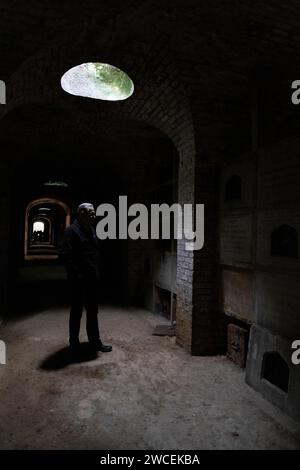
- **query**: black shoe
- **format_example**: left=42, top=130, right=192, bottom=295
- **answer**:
left=90, top=341, right=112, bottom=352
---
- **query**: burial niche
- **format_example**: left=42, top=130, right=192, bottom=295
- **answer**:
left=271, top=224, right=298, bottom=258
left=224, top=174, right=242, bottom=201
left=261, top=352, right=289, bottom=393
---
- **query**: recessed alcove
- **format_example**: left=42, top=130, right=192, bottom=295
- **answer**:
left=261, top=351, right=290, bottom=393
left=224, top=174, right=242, bottom=201
left=270, top=224, right=298, bottom=258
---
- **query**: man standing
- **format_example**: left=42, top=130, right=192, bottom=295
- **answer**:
left=60, top=203, right=112, bottom=354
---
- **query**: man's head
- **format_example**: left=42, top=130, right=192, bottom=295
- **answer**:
left=77, top=203, right=96, bottom=226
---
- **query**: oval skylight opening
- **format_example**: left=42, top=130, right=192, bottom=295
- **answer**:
left=61, top=62, right=134, bottom=101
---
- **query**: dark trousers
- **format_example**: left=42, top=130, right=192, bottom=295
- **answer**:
left=69, top=278, right=100, bottom=346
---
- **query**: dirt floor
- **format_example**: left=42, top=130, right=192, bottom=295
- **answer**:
left=0, top=306, right=299, bottom=450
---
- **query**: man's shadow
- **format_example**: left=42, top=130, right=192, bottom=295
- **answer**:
left=39, top=343, right=98, bottom=371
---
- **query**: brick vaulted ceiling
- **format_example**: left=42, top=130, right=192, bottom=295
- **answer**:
left=1, top=0, right=300, bottom=160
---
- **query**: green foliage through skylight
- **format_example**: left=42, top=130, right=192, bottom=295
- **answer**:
left=61, top=63, right=134, bottom=101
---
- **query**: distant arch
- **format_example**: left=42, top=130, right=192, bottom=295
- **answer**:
left=24, top=198, right=70, bottom=260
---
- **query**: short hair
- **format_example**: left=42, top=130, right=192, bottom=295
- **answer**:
left=77, top=203, right=95, bottom=213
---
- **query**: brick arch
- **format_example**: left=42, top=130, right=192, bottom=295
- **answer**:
left=3, top=33, right=197, bottom=351
left=6, top=43, right=192, bottom=144
left=24, top=197, right=71, bottom=261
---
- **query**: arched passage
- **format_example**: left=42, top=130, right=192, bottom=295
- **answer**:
left=1, top=33, right=200, bottom=352
left=0, top=12, right=221, bottom=355
left=24, top=197, right=71, bottom=260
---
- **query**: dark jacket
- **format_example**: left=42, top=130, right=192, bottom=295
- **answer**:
left=60, top=219, right=100, bottom=281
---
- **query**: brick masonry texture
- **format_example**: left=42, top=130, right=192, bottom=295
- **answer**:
left=1, top=0, right=300, bottom=357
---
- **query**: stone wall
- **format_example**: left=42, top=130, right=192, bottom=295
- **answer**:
left=219, top=137, right=300, bottom=420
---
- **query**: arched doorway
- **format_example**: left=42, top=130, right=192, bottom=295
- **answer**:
left=24, top=198, right=70, bottom=260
